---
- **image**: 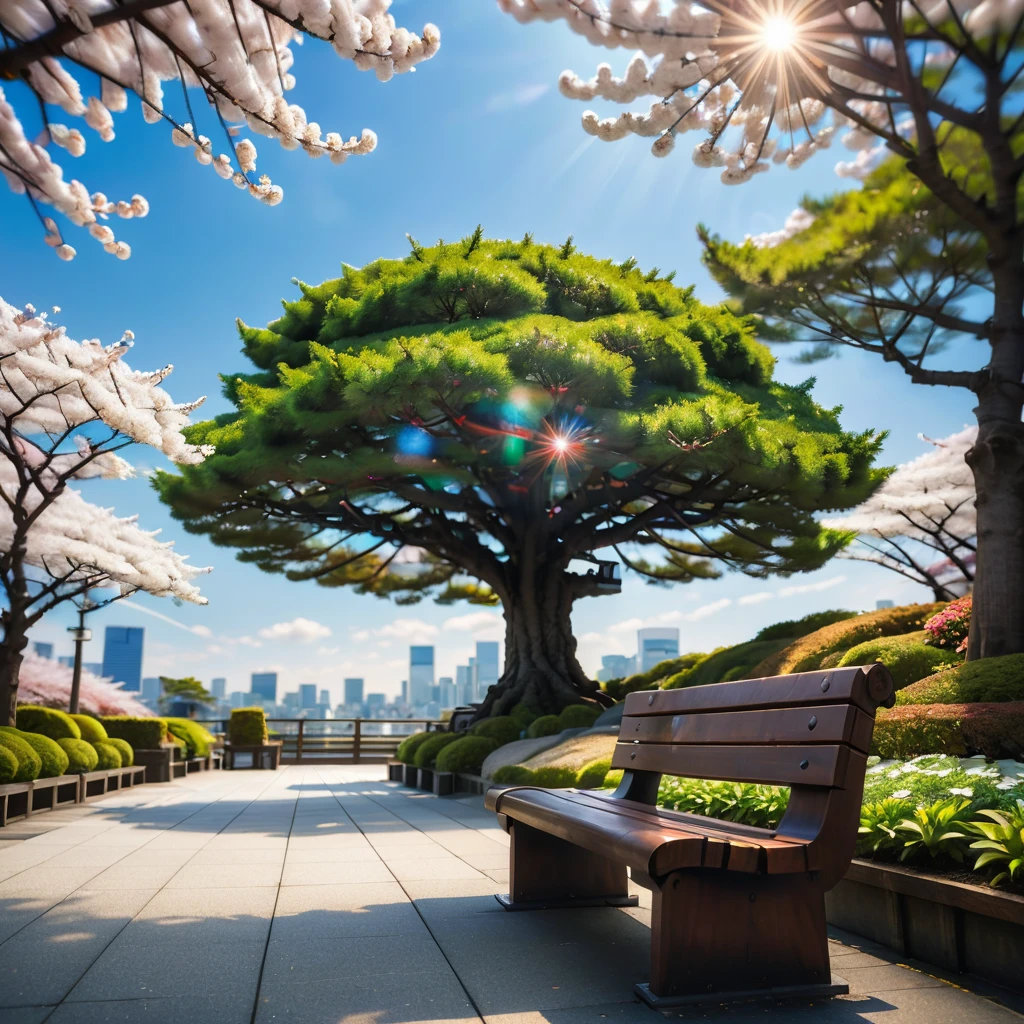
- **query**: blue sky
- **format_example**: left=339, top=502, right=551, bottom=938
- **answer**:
left=3, top=1, right=978, bottom=701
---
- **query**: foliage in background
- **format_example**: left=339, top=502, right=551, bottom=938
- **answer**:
left=752, top=609, right=858, bottom=643
left=159, top=677, right=216, bottom=711
left=897, top=655, right=1024, bottom=706
left=873, top=704, right=1024, bottom=761
left=837, top=635, right=961, bottom=690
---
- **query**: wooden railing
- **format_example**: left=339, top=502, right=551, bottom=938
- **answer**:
left=202, top=717, right=444, bottom=764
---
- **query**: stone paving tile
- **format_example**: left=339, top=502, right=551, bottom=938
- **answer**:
left=79, top=863, right=181, bottom=891
left=385, top=858, right=488, bottom=882
left=0, top=1005, right=53, bottom=1024
left=280, top=859, right=393, bottom=885
left=48, top=993, right=253, bottom=1024
left=163, top=861, right=283, bottom=889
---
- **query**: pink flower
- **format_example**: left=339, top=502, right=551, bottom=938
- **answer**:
left=17, top=653, right=153, bottom=717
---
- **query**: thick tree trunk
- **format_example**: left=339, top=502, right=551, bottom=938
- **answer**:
left=476, top=571, right=609, bottom=718
left=0, top=642, right=25, bottom=727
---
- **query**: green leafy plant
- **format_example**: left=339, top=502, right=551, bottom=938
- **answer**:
left=92, top=741, right=123, bottom=770
left=858, top=798, right=914, bottom=856
left=526, top=715, right=560, bottom=739
left=58, top=737, right=99, bottom=773
left=0, top=729, right=41, bottom=782
left=435, top=736, right=498, bottom=774
left=896, top=797, right=975, bottom=863
left=104, top=737, right=134, bottom=767
left=69, top=714, right=108, bottom=743
left=1, top=728, right=69, bottom=777
left=969, top=806, right=1024, bottom=887
left=659, top=777, right=790, bottom=829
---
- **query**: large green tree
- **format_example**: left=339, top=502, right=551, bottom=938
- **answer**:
left=156, top=232, right=883, bottom=715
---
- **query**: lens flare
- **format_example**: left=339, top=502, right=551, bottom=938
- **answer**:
left=760, top=14, right=798, bottom=52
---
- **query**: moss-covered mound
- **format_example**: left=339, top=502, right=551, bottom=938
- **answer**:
left=59, top=737, right=99, bottom=773
left=435, top=736, right=499, bottom=774
left=100, top=716, right=167, bottom=750
left=526, top=715, right=560, bottom=739
left=557, top=704, right=602, bottom=730
left=752, top=603, right=943, bottom=676
left=897, top=654, right=1024, bottom=706
left=873, top=702, right=1024, bottom=760
left=70, top=715, right=108, bottom=743
left=413, top=732, right=459, bottom=768
left=164, top=718, right=214, bottom=758
left=104, top=737, right=134, bottom=767
left=838, top=634, right=961, bottom=689
left=471, top=716, right=521, bottom=746
left=1, top=728, right=69, bottom=778
left=602, top=653, right=708, bottom=700
left=0, top=744, right=17, bottom=784
left=753, top=609, right=858, bottom=642
left=15, top=705, right=81, bottom=740
left=92, top=741, right=123, bottom=770
left=0, top=729, right=41, bottom=782
left=396, top=731, right=432, bottom=765
left=228, top=708, right=267, bottom=746
left=664, top=639, right=790, bottom=689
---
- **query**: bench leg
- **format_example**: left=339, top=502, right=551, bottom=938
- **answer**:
left=639, top=869, right=844, bottom=1007
left=499, top=821, right=637, bottom=911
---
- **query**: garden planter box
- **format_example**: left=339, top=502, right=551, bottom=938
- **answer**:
left=0, top=781, right=31, bottom=825
left=401, top=763, right=419, bottom=787
left=29, top=775, right=80, bottom=813
left=454, top=773, right=487, bottom=796
left=79, top=770, right=115, bottom=802
left=106, top=766, right=145, bottom=791
left=417, top=767, right=434, bottom=792
left=132, top=746, right=175, bottom=783
left=826, top=858, right=1024, bottom=994
left=387, top=761, right=404, bottom=782
left=432, top=771, right=455, bottom=796
left=223, top=741, right=282, bottom=770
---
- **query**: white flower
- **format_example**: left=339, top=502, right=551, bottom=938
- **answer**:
left=892, top=789, right=912, bottom=799
left=949, top=787, right=973, bottom=797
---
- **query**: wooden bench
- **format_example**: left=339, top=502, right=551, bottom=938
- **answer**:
left=0, top=781, right=31, bottom=826
left=223, top=741, right=282, bottom=769
left=484, top=663, right=895, bottom=1008
left=29, top=774, right=81, bottom=813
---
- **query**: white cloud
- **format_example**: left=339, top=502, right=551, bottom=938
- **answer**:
left=485, top=83, right=548, bottom=113
left=317, top=646, right=340, bottom=656
left=118, top=600, right=212, bottom=636
left=609, top=617, right=645, bottom=635
left=608, top=600, right=732, bottom=634
left=682, top=598, right=732, bottom=621
left=778, top=575, right=847, bottom=598
left=442, top=611, right=503, bottom=634
left=258, top=617, right=332, bottom=642
left=352, top=629, right=370, bottom=642
left=234, top=635, right=262, bottom=648
left=738, top=592, right=774, bottom=606
left=376, top=618, right=438, bottom=641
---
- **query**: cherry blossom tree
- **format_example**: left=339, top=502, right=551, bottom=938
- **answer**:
left=0, top=1, right=440, bottom=260
left=0, top=297, right=211, bottom=725
left=17, top=651, right=153, bottom=716
left=500, top=0, right=1024, bottom=661
left=824, top=427, right=976, bottom=601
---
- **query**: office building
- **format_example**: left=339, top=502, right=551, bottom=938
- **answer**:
left=58, top=655, right=74, bottom=669
left=283, top=692, right=300, bottom=711
left=400, top=679, right=408, bottom=703
left=344, top=678, right=364, bottom=706
left=230, top=691, right=251, bottom=708
left=319, top=689, right=331, bottom=707
left=475, top=641, right=500, bottom=701
left=101, top=626, right=144, bottom=691
left=251, top=672, right=278, bottom=703
left=32, top=642, right=53, bottom=660
left=141, top=677, right=162, bottom=703
left=299, top=683, right=317, bottom=710
left=597, top=654, right=634, bottom=682
left=876, top=599, right=894, bottom=610
left=438, top=676, right=456, bottom=707
left=455, top=664, right=472, bottom=706
left=409, top=646, right=435, bottom=706
left=211, top=677, right=227, bottom=699
left=366, top=693, right=386, bottom=714
left=637, top=628, right=680, bottom=674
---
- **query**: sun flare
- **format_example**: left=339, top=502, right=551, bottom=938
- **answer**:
left=760, top=14, right=799, bottom=52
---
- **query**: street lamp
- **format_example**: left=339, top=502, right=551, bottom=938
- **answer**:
left=67, top=602, right=94, bottom=715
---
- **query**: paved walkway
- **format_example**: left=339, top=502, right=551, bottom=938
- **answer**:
left=0, top=766, right=1019, bottom=1024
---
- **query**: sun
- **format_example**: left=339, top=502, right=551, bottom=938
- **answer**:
left=760, top=14, right=799, bottom=52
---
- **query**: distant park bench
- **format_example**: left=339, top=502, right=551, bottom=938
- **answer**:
left=485, top=663, right=895, bottom=1008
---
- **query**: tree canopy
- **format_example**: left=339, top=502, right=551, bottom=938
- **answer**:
left=156, top=231, right=884, bottom=714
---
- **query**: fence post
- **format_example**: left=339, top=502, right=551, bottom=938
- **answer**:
left=296, top=719, right=304, bottom=763
left=353, top=719, right=362, bottom=764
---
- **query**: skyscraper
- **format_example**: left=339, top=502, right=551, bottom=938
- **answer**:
left=251, top=672, right=278, bottom=703
left=344, top=678, right=364, bottom=706
left=101, top=626, right=144, bottom=691
left=637, top=628, right=680, bottom=674
left=319, top=689, right=331, bottom=707
left=299, top=683, right=317, bottom=709
left=141, top=677, right=162, bottom=703
left=438, top=676, right=456, bottom=707
left=32, top=641, right=53, bottom=659
left=409, top=646, right=434, bottom=706
left=474, top=641, right=500, bottom=700
left=597, top=654, right=634, bottom=682
left=455, top=664, right=472, bottom=706
left=210, top=677, right=226, bottom=699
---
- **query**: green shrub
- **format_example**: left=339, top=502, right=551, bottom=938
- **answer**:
left=557, top=704, right=601, bottom=730
left=69, top=714, right=108, bottom=742
left=838, top=636, right=961, bottom=690
left=873, top=703, right=1024, bottom=760
left=529, top=766, right=578, bottom=788
left=509, top=703, right=538, bottom=729
left=435, top=736, right=499, bottom=774
left=414, top=732, right=459, bottom=768
left=576, top=757, right=611, bottom=789
left=492, top=764, right=534, bottom=785
left=526, top=715, right=560, bottom=739
left=99, top=716, right=167, bottom=749
left=15, top=705, right=81, bottom=740
left=603, top=652, right=707, bottom=700
left=668, top=639, right=789, bottom=689
left=752, top=603, right=944, bottom=676
left=471, top=716, right=521, bottom=746
left=603, top=768, right=624, bottom=790
left=396, top=731, right=433, bottom=764
left=104, top=737, right=134, bottom=767
left=59, top=737, right=99, bottom=773
left=228, top=708, right=268, bottom=746
left=0, top=729, right=41, bottom=781
left=1, top=729, right=69, bottom=778
left=92, top=741, right=123, bottom=770
left=164, top=718, right=213, bottom=758
left=0, top=744, right=17, bottom=784
left=659, top=776, right=790, bottom=829
left=897, top=654, right=1024, bottom=706
left=754, top=609, right=858, bottom=643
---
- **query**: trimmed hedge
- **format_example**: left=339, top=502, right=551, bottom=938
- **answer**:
left=872, top=703, right=1024, bottom=760
left=0, top=729, right=42, bottom=782
left=396, top=731, right=432, bottom=765
left=754, top=609, right=858, bottom=642
left=0, top=744, right=17, bottom=784
left=165, top=718, right=213, bottom=758
left=100, top=716, right=167, bottom=750
left=576, top=757, right=611, bottom=789
left=602, top=652, right=707, bottom=700
left=229, top=708, right=268, bottom=746
left=92, top=741, right=123, bottom=770
left=897, top=654, right=1024, bottom=706
left=492, top=764, right=533, bottom=785
left=2, top=729, right=69, bottom=778
left=15, top=705, right=81, bottom=740
left=104, top=737, right=134, bottom=767
left=526, top=715, right=560, bottom=739
left=489, top=764, right=578, bottom=788
left=509, top=703, right=538, bottom=729
left=838, top=635, right=961, bottom=690
left=471, top=716, right=521, bottom=746
left=435, top=736, right=499, bottom=774
left=59, top=737, right=99, bottom=773
left=70, top=714, right=108, bottom=742
left=413, top=732, right=459, bottom=768
left=557, top=704, right=602, bottom=730
left=665, top=639, right=788, bottom=689
left=752, top=603, right=944, bottom=676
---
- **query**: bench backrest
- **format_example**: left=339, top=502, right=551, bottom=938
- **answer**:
left=613, top=663, right=895, bottom=881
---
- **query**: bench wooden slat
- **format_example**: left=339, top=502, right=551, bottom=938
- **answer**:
left=611, top=740, right=851, bottom=789
left=622, top=664, right=892, bottom=719
left=621, top=704, right=875, bottom=753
